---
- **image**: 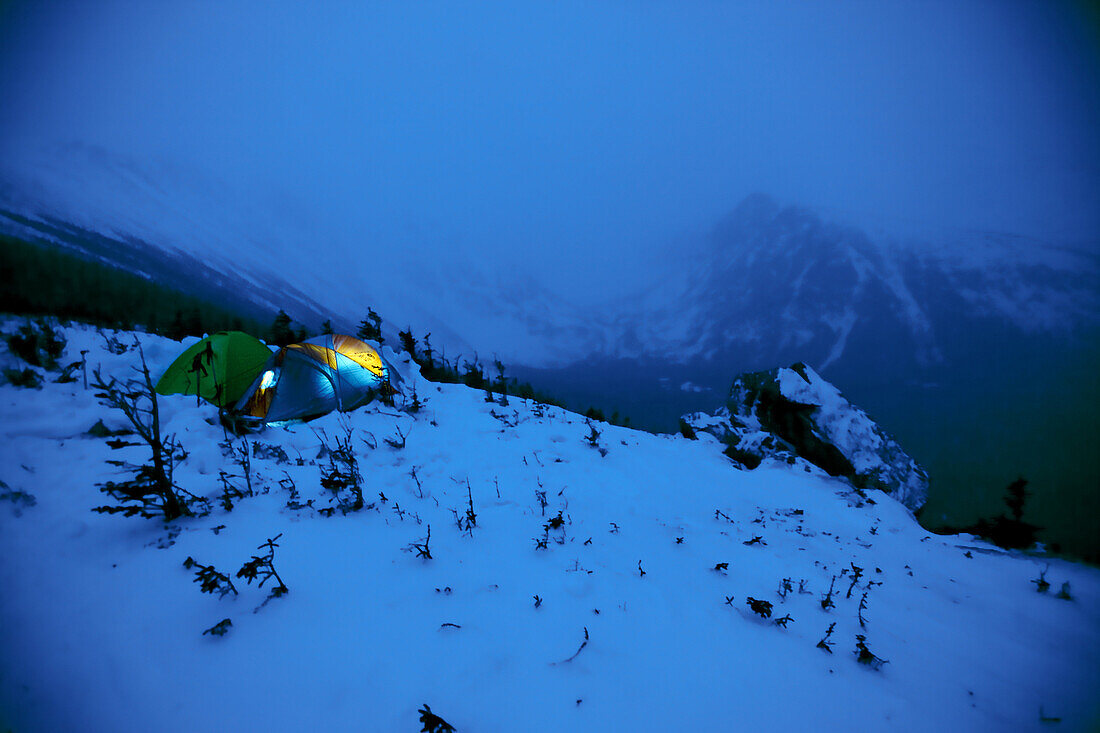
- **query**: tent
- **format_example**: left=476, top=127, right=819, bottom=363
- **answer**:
left=155, top=331, right=274, bottom=408
left=234, top=334, right=396, bottom=424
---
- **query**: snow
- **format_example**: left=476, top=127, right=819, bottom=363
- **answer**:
left=679, top=381, right=710, bottom=393
left=771, top=365, right=928, bottom=511
left=2, top=321, right=1099, bottom=732
left=817, top=307, right=857, bottom=372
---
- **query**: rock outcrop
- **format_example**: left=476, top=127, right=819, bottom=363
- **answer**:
left=683, top=363, right=928, bottom=512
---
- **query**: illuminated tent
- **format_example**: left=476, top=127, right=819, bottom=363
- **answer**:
left=233, top=334, right=395, bottom=423
left=155, top=331, right=274, bottom=408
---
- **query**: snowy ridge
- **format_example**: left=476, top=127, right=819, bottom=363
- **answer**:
left=685, top=363, right=930, bottom=513
left=1, top=322, right=1099, bottom=731
left=774, top=365, right=928, bottom=509
left=4, top=176, right=1095, bottom=376
left=583, top=195, right=1097, bottom=380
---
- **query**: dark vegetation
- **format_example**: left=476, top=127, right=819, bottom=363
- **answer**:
left=183, top=556, right=239, bottom=598
left=202, top=618, right=233, bottom=637
left=854, top=635, right=888, bottom=670
left=966, top=477, right=1042, bottom=550
left=936, top=477, right=1043, bottom=551
left=318, top=428, right=365, bottom=514
left=418, top=705, right=456, bottom=733
left=407, top=525, right=433, bottom=560
left=269, top=309, right=308, bottom=347
left=1, top=234, right=271, bottom=339
left=2, top=317, right=79, bottom=388
left=746, top=597, right=773, bottom=618
left=395, top=324, right=563, bottom=408
left=3, top=366, right=43, bottom=388
left=552, top=627, right=590, bottom=665
left=0, top=480, right=36, bottom=517
left=5, top=317, right=66, bottom=368
left=357, top=308, right=383, bottom=344
left=3, top=234, right=573, bottom=416
left=90, top=341, right=207, bottom=520
left=236, top=534, right=289, bottom=602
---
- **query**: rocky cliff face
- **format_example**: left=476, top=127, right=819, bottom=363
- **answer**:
left=684, top=362, right=929, bottom=512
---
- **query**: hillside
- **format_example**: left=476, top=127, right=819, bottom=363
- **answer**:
left=1, top=321, right=1098, bottom=731
left=513, top=194, right=1100, bottom=561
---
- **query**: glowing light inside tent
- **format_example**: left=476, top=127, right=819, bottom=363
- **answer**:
left=260, top=370, right=277, bottom=390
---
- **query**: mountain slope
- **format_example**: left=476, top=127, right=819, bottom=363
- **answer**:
left=1, top=322, right=1098, bottom=732
left=597, top=193, right=1098, bottom=379
left=513, top=195, right=1100, bottom=561
left=517, top=194, right=1098, bottom=432
left=0, top=207, right=334, bottom=333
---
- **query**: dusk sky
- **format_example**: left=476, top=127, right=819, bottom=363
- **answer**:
left=1, top=1, right=1097, bottom=330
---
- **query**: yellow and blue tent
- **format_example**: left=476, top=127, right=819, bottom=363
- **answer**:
left=234, top=334, right=396, bottom=423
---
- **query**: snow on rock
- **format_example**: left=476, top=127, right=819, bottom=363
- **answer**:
left=1, top=321, right=1098, bottom=732
left=685, top=363, right=929, bottom=512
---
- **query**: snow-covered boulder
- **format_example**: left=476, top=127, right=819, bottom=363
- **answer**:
left=685, top=362, right=929, bottom=512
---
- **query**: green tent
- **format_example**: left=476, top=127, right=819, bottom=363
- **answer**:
left=155, top=331, right=273, bottom=408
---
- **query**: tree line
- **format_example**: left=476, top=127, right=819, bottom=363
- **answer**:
left=4, top=233, right=626, bottom=421
left=1, top=234, right=269, bottom=340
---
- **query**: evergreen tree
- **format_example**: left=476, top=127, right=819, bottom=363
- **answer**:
left=967, top=476, right=1041, bottom=550
left=585, top=406, right=606, bottom=422
left=168, top=310, right=187, bottom=341
left=182, top=307, right=202, bottom=337
left=1, top=233, right=270, bottom=339
left=270, top=310, right=295, bottom=347
left=493, top=358, right=509, bottom=405
left=1005, top=477, right=1028, bottom=521
left=399, top=327, right=417, bottom=357
left=462, top=354, right=485, bottom=389
left=356, top=308, right=383, bottom=343
left=422, top=332, right=435, bottom=370
left=321, top=319, right=334, bottom=335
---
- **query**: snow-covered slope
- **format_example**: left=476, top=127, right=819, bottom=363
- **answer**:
left=1, top=321, right=1098, bottom=732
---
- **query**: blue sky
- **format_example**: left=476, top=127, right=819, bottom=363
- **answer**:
left=0, top=0, right=1097, bottom=315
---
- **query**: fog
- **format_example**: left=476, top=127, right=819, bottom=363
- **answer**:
left=1, top=1, right=1097, bottom=311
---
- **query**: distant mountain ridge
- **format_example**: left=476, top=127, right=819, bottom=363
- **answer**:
left=0, top=207, right=337, bottom=335
left=591, top=193, right=1099, bottom=388
left=5, top=189, right=1096, bottom=409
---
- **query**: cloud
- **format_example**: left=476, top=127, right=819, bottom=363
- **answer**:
left=680, top=381, right=711, bottom=394
left=0, top=0, right=1096, bottom=360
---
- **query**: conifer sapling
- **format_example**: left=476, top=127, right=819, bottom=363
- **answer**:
left=746, top=597, right=773, bottom=618
left=203, top=619, right=232, bottom=637
left=236, top=534, right=289, bottom=601
left=817, top=622, right=836, bottom=653
left=820, top=576, right=837, bottom=611
left=418, top=704, right=456, bottom=733
left=854, top=635, right=888, bottom=670
left=1032, top=565, right=1051, bottom=594
left=184, top=557, right=238, bottom=598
